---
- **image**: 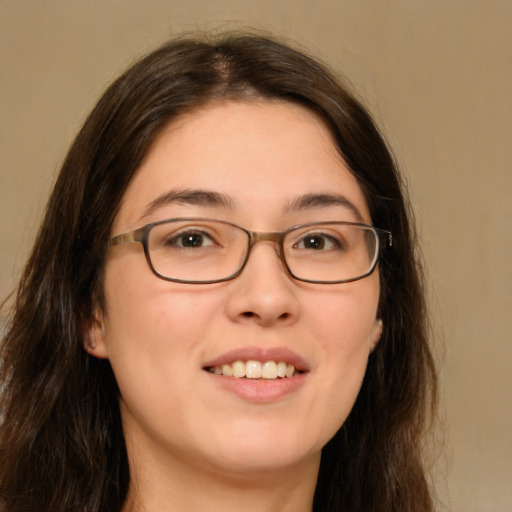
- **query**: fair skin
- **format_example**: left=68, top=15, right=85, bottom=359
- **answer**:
left=87, top=100, right=382, bottom=512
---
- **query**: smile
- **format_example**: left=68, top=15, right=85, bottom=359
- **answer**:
left=206, top=360, right=301, bottom=379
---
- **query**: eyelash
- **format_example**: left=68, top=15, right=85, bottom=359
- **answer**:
left=293, top=233, right=344, bottom=251
left=167, top=230, right=217, bottom=248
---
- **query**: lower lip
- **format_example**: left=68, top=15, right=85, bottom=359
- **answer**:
left=206, top=371, right=307, bottom=403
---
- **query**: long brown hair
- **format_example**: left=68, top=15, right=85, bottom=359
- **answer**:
left=0, top=33, right=437, bottom=511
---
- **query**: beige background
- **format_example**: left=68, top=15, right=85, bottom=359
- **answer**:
left=1, top=1, right=511, bottom=511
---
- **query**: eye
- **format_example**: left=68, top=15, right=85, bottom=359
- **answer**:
left=168, top=230, right=217, bottom=248
left=295, top=233, right=341, bottom=250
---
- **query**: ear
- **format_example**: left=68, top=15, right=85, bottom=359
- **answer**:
left=83, top=305, right=109, bottom=359
left=370, top=319, right=383, bottom=353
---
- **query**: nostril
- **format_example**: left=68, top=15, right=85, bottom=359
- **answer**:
left=241, top=311, right=290, bottom=320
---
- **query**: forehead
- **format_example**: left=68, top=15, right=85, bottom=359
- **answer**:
left=114, top=100, right=371, bottom=231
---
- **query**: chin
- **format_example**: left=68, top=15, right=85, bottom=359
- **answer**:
left=197, top=422, right=325, bottom=476
left=206, top=447, right=320, bottom=478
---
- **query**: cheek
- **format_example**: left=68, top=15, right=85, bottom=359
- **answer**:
left=99, top=262, right=221, bottom=389
left=310, top=277, right=380, bottom=349
left=99, top=270, right=226, bottom=437
left=305, top=280, right=379, bottom=429
left=103, top=251, right=220, bottom=338
left=315, top=299, right=374, bottom=389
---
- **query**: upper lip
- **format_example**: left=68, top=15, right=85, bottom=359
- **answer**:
left=203, top=345, right=309, bottom=372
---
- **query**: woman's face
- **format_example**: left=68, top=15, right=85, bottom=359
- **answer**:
left=88, top=100, right=382, bottom=479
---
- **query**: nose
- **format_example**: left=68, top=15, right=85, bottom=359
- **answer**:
left=225, top=241, right=300, bottom=327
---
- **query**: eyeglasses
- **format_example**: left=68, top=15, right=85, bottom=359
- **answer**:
left=106, top=218, right=392, bottom=284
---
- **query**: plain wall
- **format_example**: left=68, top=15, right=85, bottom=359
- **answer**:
left=1, top=1, right=511, bottom=511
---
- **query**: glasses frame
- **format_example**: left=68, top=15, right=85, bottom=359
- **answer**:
left=106, top=217, right=392, bottom=285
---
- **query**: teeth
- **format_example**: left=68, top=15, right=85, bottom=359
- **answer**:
left=262, top=361, right=277, bottom=379
left=221, top=363, right=233, bottom=377
left=277, top=361, right=287, bottom=378
left=285, top=364, right=295, bottom=378
left=232, top=360, right=246, bottom=378
left=208, top=360, right=299, bottom=379
left=246, top=360, right=262, bottom=379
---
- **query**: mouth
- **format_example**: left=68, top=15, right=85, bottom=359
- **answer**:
left=205, top=360, right=303, bottom=380
left=203, top=347, right=308, bottom=402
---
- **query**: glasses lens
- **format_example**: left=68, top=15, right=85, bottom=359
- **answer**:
left=283, top=223, right=379, bottom=282
left=145, top=220, right=380, bottom=284
left=147, top=220, right=248, bottom=282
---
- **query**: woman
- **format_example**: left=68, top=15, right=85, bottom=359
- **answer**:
left=0, top=34, right=437, bottom=511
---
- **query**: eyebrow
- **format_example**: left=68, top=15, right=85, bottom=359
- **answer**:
left=141, top=188, right=235, bottom=220
left=287, top=193, right=365, bottom=222
left=141, top=188, right=365, bottom=223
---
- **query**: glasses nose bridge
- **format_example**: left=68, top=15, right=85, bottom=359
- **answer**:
left=246, top=230, right=286, bottom=263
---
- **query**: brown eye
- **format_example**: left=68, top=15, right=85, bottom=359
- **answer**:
left=167, top=231, right=215, bottom=249
left=181, top=233, right=205, bottom=247
left=303, top=236, right=325, bottom=249
left=295, top=233, right=341, bottom=251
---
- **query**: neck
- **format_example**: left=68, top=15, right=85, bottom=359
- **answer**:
left=121, top=445, right=320, bottom=512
